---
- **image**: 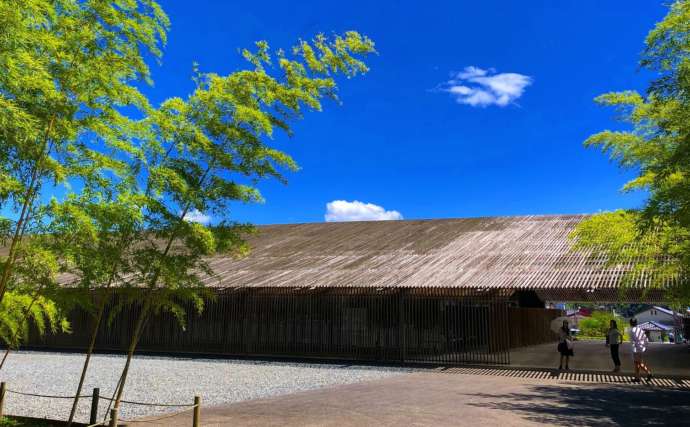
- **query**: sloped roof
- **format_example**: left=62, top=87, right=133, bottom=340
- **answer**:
left=566, top=308, right=592, bottom=317
left=634, top=306, right=684, bottom=317
left=200, top=214, right=664, bottom=296
left=638, top=321, right=674, bottom=331
left=651, top=306, right=682, bottom=317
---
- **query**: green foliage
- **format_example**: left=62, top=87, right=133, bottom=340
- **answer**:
left=0, top=0, right=170, bottom=367
left=119, top=31, right=375, bottom=330
left=0, top=418, right=19, bottom=427
left=46, top=188, right=145, bottom=286
left=0, top=1, right=375, bottom=402
left=0, top=416, right=59, bottom=427
left=0, top=0, right=169, bottom=302
left=0, top=222, right=71, bottom=347
left=98, top=30, right=375, bottom=408
left=571, top=0, right=690, bottom=304
left=0, top=290, right=69, bottom=349
left=578, top=311, right=626, bottom=340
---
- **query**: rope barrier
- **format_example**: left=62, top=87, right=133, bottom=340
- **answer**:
left=5, top=386, right=195, bottom=407
left=5, top=389, right=91, bottom=399
left=97, top=394, right=198, bottom=407
left=2, top=382, right=200, bottom=426
left=83, top=404, right=200, bottom=426
left=119, top=399, right=197, bottom=407
left=119, top=404, right=199, bottom=424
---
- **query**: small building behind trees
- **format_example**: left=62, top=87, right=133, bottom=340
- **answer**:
left=634, top=306, right=685, bottom=342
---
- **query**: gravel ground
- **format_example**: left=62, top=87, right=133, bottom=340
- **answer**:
left=0, top=351, right=414, bottom=423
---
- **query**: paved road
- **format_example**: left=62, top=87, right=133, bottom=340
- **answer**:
left=510, top=340, right=690, bottom=376
left=134, top=370, right=690, bottom=426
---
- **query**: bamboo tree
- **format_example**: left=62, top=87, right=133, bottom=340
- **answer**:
left=1, top=3, right=168, bottom=417
left=0, top=292, right=69, bottom=360
left=65, top=289, right=107, bottom=425
left=106, top=31, right=376, bottom=411
left=570, top=1, right=690, bottom=303
left=0, top=239, right=70, bottom=358
left=43, top=188, right=146, bottom=425
left=0, top=0, right=169, bottom=307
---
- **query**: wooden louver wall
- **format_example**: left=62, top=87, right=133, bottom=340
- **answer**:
left=508, top=307, right=562, bottom=348
left=28, top=289, right=559, bottom=365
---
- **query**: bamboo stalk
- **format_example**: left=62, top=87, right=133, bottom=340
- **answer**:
left=108, top=408, right=118, bottom=427
left=107, top=161, right=214, bottom=410
left=110, top=298, right=150, bottom=411
left=0, top=116, right=55, bottom=303
left=67, top=290, right=111, bottom=426
left=0, top=382, right=5, bottom=417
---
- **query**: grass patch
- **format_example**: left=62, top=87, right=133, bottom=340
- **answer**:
left=0, top=417, right=66, bottom=427
left=575, top=336, right=606, bottom=341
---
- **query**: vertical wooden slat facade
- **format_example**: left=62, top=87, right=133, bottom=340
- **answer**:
left=19, top=216, right=676, bottom=367
left=508, top=307, right=562, bottom=348
left=25, top=288, right=556, bottom=366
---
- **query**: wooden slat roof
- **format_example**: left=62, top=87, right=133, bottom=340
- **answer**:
left=201, top=214, right=657, bottom=292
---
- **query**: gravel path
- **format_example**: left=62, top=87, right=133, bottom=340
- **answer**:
left=0, top=351, right=414, bottom=423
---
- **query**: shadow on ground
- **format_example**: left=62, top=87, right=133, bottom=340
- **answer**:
left=466, top=384, right=690, bottom=426
left=510, top=341, right=690, bottom=377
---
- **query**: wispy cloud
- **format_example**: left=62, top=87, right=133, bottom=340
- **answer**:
left=441, top=66, right=532, bottom=107
left=183, top=209, right=211, bottom=224
left=325, top=200, right=403, bottom=222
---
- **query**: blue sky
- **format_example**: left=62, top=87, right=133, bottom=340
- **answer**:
left=53, top=1, right=674, bottom=225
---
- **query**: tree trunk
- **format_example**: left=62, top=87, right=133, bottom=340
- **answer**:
left=105, top=164, right=212, bottom=413
left=0, top=116, right=55, bottom=303
left=66, top=291, right=110, bottom=426
left=0, top=185, right=37, bottom=302
left=110, top=299, right=150, bottom=411
left=0, top=346, right=11, bottom=371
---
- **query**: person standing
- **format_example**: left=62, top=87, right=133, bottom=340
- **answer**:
left=606, top=319, right=622, bottom=372
left=630, top=318, right=652, bottom=383
left=557, top=320, right=573, bottom=370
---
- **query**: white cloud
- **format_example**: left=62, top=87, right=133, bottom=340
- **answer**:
left=454, top=66, right=488, bottom=80
left=325, top=200, right=403, bottom=222
left=183, top=209, right=211, bottom=224
left=442, top=66, right=532, bottom=107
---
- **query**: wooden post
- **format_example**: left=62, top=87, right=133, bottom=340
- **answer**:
left=193, top=395, right=201, bottom=427
left=89, top=387, right=100, bottom=425
left=0, top=382, right=5, bottom=418
left=109, top=408, right=118, bottom=427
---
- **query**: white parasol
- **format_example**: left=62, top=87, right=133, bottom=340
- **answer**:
left=550, top=316, right=570, bottom=334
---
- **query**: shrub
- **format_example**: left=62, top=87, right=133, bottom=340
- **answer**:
left=578, top=311, right=626, bottom=339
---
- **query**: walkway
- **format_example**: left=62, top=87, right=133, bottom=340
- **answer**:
left=132, top=368, right=690, bottom=426
left=510, top=340, right=690, bottom=376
